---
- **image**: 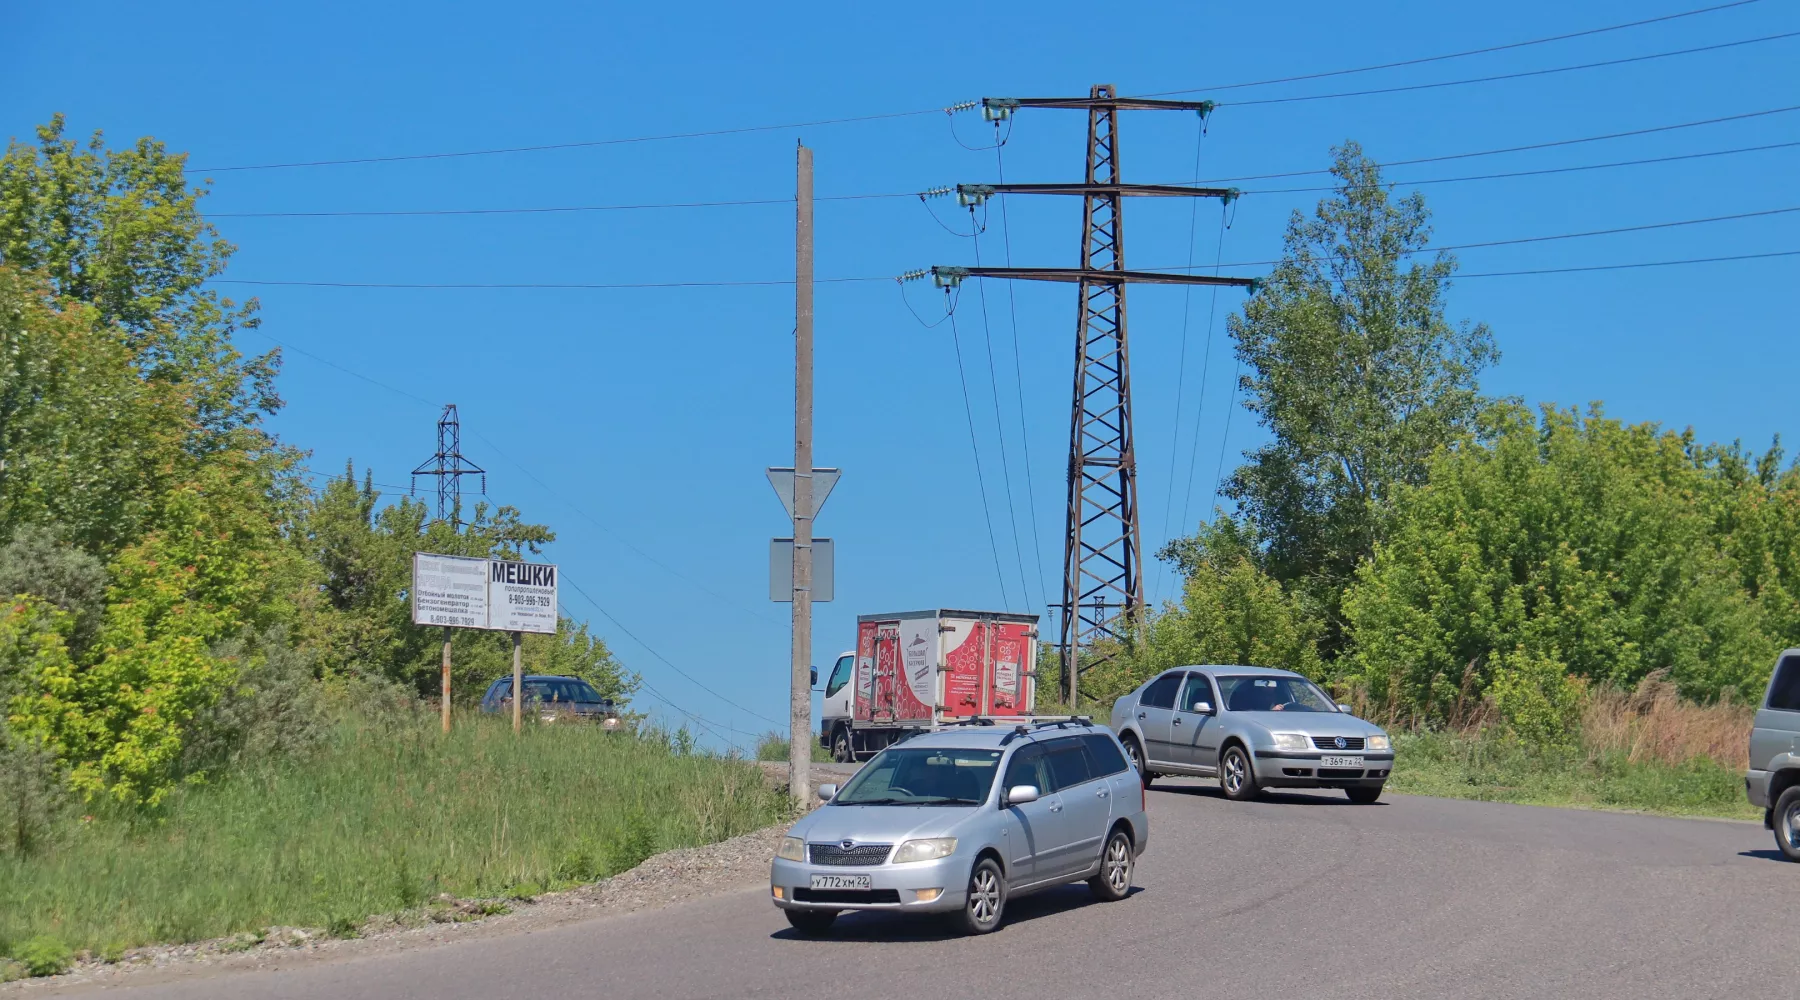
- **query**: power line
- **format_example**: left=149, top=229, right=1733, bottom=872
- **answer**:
left=1216, top=29, right=1800, bottom=108
left=1139, top=0, right=1768, bottom=97
left=1177, top=218, right=1232, bottom=571
left=1456, top=247, right=1800, bottom=278
left=1201, top=104, right=1800, bottom=184
left=1159, top=205, right=1800, bottom=271
left=971, top=219, right=1033, bottom=609
left=993, top=140, right=1049, bottom=611
left=557, top=575, right=784, bottom=729
left=1245, top=139, right=1800, bottom=196
left=209, top=192, right=913, bottom=218
left=216, top=276, right=887, bottom=290
left=188, top=108, right=948, bottom=174
left=946, top=295, right=1013, bottom=608
left=1154, top=118, right=1211, bottom=606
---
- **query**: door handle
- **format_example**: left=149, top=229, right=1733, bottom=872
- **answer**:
left=1137, top=711, right=1146, bottom=720
left=1173, top=717, right=1183, bottom=726
left=1096, top=789, right=1109, bottom=799
left=1049, top=803, right=1063, bottom=812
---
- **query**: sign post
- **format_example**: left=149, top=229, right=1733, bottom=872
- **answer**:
left=411, top=554, right=559, bottom=734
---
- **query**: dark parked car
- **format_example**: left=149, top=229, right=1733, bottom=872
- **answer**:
left=479, top=674, right=621, bottom=729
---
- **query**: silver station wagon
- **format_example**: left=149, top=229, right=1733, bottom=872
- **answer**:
left=1110, top=665, right=1394, bottom=803
left=770, top=720, right=1148, bottom=935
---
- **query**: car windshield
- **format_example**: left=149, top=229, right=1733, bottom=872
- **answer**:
left=831, top=747, right=1003, bottom=806
left=1216, top=675, right=1336, bottom=713
left=523, top=679, right=606, bottom=704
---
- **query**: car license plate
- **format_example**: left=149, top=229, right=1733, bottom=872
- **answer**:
left=810, top=874, right=871, bottom=890
left=1320, top=755, right=1364, bottom=768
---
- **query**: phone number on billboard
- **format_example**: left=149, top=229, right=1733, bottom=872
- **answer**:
left=507, top=594, right=552, bottom=607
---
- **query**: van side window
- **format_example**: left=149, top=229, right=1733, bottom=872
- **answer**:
left=1004, top=745, right=1050, bottom=793
left=1081, top=733, right=1129, bottom=776
left=1140, top=672, right=1183, bottom=710
left=825, top=655, right=854, bottom=697
left=1044, top=738, right=1095, bottom=791
left=1769, top=656, right=1800, bottom=711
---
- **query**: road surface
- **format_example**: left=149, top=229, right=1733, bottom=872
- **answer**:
left=42, top=780, right=1794, bottom=999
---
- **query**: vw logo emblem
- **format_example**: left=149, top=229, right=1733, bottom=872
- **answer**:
left=840, top=839, right=855, bottom=850
left=1334, top=736, right=1347, bottom=749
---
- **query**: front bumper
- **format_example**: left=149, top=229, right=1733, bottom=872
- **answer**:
left=770, top=855, right=967, bottom=914
left=1254, top=750, right=1394, bottom=787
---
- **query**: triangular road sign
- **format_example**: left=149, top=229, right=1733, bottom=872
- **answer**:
left=767, top=467, right=840, bottom=520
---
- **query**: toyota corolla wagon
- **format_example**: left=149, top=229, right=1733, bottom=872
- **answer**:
left=1110, top=665, right=1393, bottom=803
left=770, top=719, right=1148, bottom=935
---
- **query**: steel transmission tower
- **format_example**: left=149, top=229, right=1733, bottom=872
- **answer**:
left=927, top=84, right=1258, bottom=703
left=411, top=404, right=486, bottom=530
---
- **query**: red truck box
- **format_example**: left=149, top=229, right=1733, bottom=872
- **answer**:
left=853, top=609, right=1038, bottom=725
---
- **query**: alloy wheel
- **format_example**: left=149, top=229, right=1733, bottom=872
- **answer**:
left=1223, top=752, right=1246, bottom=794
left=1784, top=801, right=1800, bottom=851
left=969, top=867, right=1001, bottom=925
left=1104, top=835, right=1131, bottom=894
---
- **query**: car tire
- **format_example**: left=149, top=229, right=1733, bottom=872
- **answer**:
left=951, top=857, right=1007, bottom=935
left=831, top=726, right=853, bottom=764
left=784, top=908, right=838, bottom=935
left=1346, top=784, right=1383, bottom=804
left=1220, top=745, right=1259, bottom=801
left=1087, top=828, right=1134, bottom=902
left=1122, top=735, right=1154, bottom=788
left=1774, top=787, right=1800, bottom=861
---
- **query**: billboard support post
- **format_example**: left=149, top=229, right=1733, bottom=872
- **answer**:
left=441, top=629, right=452, bottom=734
left=512, top=630, right=523, bottom=735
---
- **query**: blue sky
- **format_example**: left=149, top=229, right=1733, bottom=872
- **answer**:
left=5, top=0, right=1796, bottom=749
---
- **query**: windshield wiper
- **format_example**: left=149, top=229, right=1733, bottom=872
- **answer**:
left=839, top=796, right=980, bottom=806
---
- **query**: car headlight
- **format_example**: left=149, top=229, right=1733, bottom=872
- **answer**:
left=1272, top=733, right=1310, bottom=751
left=892, top=838, right=957, bottom=864
left=1367, top=733, right=1392, bottom=751
left=776, top=836, right=805, bottom=862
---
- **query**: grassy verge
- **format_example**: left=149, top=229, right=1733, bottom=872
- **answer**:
left=753, top=731, right=833, bottom=763
left=1387, top=729, right=1757, bottom=820
left=0, top=714, right=786, bottom=960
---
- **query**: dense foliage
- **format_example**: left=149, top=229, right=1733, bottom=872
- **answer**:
left=0, top=118, right=634, bottom=818
left=1142, top=144, right=1790, bottom=743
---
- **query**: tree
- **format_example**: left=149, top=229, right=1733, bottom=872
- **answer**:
left=1215, top=143, right=1497, bottom=644
left=1340, top=403, right=1784, bottom=730
left=0, top=115, right=278, bottom=445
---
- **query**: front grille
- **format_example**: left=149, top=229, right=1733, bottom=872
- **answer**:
left=793, top=888, right=902, bottom=904
left=807, top=843, right=892, bottom=866
left=1317, top=767, right=1366, bottom=779
left=1312, top=736, right=1365, bottom=750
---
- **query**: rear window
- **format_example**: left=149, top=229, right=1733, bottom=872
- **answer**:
left=1081, top=733, right=1128, bottom=776
left=1769, top=656, right=1800, bottom=712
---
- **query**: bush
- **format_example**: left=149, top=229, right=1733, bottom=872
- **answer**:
left=14, top=934, right=73, bottom=977
left=0, top=728, right=71, bottom=856
left=180, top=627, right=328, bottom=775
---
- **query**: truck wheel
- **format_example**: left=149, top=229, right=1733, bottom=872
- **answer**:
left=1123, top=735, right=1154, bottom=789
left=950, top=857, right=1006, bottom=935
left=831, top=727, right=853, bottom=763
left=1087, top=828, right=1134, bottom=902
left=1775, top=787, right=1800, bottom=861
left=1220, top=745, right=1260, bottom=801
left=784, top=908, right=838, bottom=936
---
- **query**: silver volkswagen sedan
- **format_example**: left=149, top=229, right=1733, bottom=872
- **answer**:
left=1110, top=665, right=1394, bottom=803
left=769, top=721, right=1148, bottom=935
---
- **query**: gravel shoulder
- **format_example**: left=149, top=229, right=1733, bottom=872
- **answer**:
left=4, top=761, right=860, bottom=995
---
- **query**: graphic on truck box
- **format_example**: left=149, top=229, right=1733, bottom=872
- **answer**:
left=900, top=618, right=937, bottom=715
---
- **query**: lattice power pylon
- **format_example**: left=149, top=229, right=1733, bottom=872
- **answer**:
left=927, top=84, right=1259, bottom=703
left=410, top=404, right=486, bottom=530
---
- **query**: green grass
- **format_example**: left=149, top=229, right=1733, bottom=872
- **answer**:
left=1387, top=729, right=1757, bottom=820
left=753, top=731, right=832, bottom=763
left=0, top=714, right=786, bottom=957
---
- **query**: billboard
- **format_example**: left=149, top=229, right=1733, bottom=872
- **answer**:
left=412, top=553, right=558, bottom=634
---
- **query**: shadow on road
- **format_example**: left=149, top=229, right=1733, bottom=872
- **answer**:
left=768, top=885, right=1145, bottom=942
left=1151, top=783, right=1379, bottom=807
left=1736, top=848, right=1792, bottom=863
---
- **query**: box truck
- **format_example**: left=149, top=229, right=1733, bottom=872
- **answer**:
left=817, top=609, right=1043, bottom=762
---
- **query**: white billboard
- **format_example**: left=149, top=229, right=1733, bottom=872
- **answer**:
left=411, top=553, right=558, bottom=634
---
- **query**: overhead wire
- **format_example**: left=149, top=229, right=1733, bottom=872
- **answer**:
left=945, top=292, right=1014, bottom=609
left=1178, top=216, right=1233, bottom=548
left=1154, top=115, right=1211, bottom=606
left=209, top=192, right=914, bottom=218
left=993, top=132, right=1050, bottom=611
left=1137, top=0, right=1768, bottom=97
left=970, top=209, right=1033, bottom=609
left=1213, top=30, right=1800, bottom=108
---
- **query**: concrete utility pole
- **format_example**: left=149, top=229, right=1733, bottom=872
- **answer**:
left=790, top=141, right=814, bottom=807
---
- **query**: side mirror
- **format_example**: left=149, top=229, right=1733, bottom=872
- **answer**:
left=817, top=783, right=837, bottom=802
left=810, top=666, right=818, bottom=687
left=1337, top=703, right=1354, bottom=714
left=1193, top=701, right=1214, bottom=715
left=1004, top=784, right=1040, bottom=806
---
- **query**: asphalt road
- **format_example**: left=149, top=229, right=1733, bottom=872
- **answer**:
left=47, top=781, right=1796, bottom=1000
